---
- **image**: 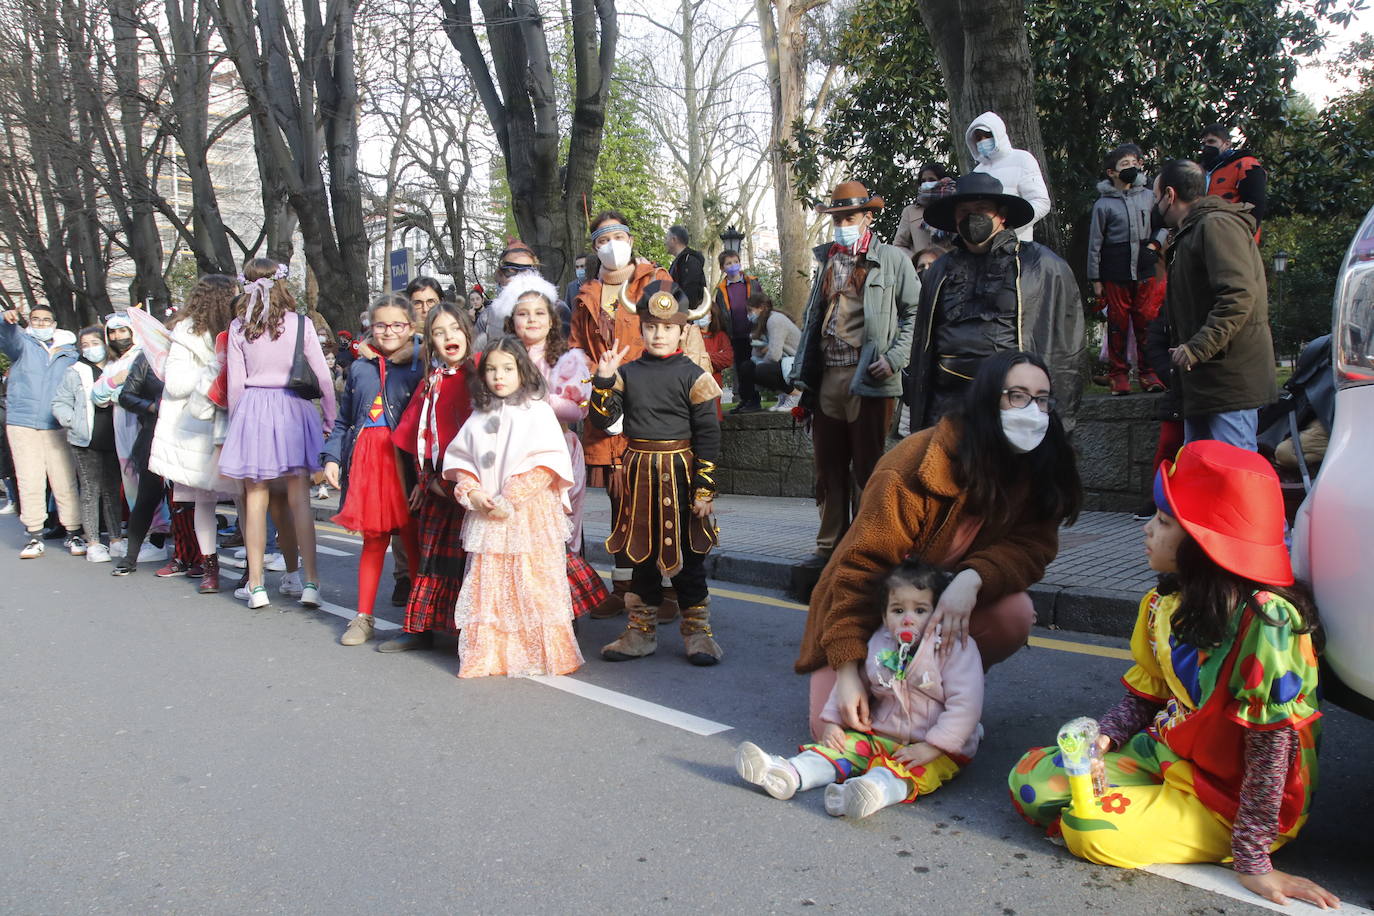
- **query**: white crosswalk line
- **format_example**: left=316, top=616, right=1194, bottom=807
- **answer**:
left=523, top=675, right=732, bottom=736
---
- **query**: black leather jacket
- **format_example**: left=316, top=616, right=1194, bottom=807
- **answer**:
left=117, top=352, right=164, bottom=467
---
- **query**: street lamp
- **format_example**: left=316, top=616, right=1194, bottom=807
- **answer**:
left=721, top=225, right=745, bottom=254
left=1273, top=250, right=1293, bottom=368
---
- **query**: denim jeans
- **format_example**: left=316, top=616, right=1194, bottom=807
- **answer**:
left=1183, top=409, right=1258, bottom=451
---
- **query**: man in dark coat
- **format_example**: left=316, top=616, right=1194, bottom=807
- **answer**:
left=1154, top=158, right=1275, bottom=450
left=907, top=173, right=1084, bottom=431
left=666, top=225, right=707, bottom=311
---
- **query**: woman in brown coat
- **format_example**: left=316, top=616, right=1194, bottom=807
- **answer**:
left=798, top=350, right=1081, bottom=737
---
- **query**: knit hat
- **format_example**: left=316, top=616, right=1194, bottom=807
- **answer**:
left=1156, top=441, right=1294, bottom=586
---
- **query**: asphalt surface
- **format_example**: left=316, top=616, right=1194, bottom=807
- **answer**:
left=2, top=517, right=1372, bottom=915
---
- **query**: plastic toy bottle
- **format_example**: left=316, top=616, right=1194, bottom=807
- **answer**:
left=1056, top=716, right=1107, bottom=814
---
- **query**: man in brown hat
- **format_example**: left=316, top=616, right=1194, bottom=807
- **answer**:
left=788, top=181, right=920, bottom=568
left=906, top=172, right=1083, bottom=429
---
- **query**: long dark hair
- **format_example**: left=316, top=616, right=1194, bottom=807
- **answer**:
left=503, top=289, right=568, bottom=368
left=422, top=301, right=475, bottom=370
left=469, top=336, right=547, bottom=411
left=1162, top=537, right=1320, bottom=650
left=950, top=350, right=1081, bottom=527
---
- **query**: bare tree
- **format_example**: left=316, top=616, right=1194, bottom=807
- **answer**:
left=210, top=0, right=370, bottom=328
left=437, top=0, right=617, bottom=284
left=755, top=0, right=828, bottom=319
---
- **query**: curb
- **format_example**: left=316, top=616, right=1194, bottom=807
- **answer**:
left=313, top=500, right=1139, bottom=640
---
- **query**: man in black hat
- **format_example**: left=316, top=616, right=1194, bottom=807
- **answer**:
left=907, top=173, right=1083, bottom=429
left=789, top=180, right=919, bottom=568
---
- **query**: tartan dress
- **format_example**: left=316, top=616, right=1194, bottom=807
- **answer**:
left=403, top=469, right=464, bottom=633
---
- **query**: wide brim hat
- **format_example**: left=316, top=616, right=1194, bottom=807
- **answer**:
left=819, top=180, right=885, bottom=214
left=1157, top=440, right=1294, bottom=587
left=923, top=172, right=1037, bottom=233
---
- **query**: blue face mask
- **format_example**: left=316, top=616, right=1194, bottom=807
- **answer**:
left=575, top=267, right=586, bottom=281
left=976, top=137, right=997, bottom=159
left=834, top=224, right=862, bottom=248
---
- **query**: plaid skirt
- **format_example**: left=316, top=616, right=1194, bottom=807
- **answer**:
left=403, top=475, right=465, bottom=633
left=567, top=549, right=609, bottom=618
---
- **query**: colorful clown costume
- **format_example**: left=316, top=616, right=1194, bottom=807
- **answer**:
left=799, top=729, right=965, bottom=802
left=1008, top=588, right=1321, bottom=871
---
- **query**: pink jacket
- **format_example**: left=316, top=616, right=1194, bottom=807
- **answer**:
left=822, top=627, right=984, bottom=758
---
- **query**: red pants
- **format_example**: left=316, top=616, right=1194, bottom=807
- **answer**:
left=1152, top=419, right=1185, bottom=473
left=1103, top=277, right=1164, bottom=387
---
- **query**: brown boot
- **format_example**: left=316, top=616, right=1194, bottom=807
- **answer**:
left=601, top=594, right=658, bottom=661
left=680, top=601, right=723, bottom=666
left=657, top=585, right=681, bottom=623
left=590, top=575, right=630, bottom=619
left=198, top=553, right=220, bottom=594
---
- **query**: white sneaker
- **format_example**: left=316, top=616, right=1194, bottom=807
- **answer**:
left=65, top=535, right=87, bottom=556
left=233, top=547, right=247, bottom=561
left=234, top=584, right=251, bottom=600
left=138, top=542, right=166, bottom=562
left=265, top=552, right=286, bottom=572
left=279, top=571, right=303, bottom=597
left=299, top=582, right=321, bottom=608
left=0, top=501, right=15, bottom=515
left=735, top=742, right=801, bottom=800
left=313, top=485, right=330, bottom=500
left=86, top=543, right=111, bottom=563
left=247, top=586, right=270, bottom=609
left=19, top=537, right=44, bottom=559
left=109, top=539, right=127, bottom=558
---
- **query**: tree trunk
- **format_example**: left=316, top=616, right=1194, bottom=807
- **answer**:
left=755, top=0, right=817, bottom=321
left=680, top=0, right=705, bottom=248
left=916, top=0, right=1061, bottom=253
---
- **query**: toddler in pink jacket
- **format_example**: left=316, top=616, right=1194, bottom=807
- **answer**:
left=736, top=560, right=983, bottom=818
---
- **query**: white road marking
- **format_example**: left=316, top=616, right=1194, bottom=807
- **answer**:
left=1144, top=864, right=1368, bottom=914
left=524, top=675, right=732, bottom=736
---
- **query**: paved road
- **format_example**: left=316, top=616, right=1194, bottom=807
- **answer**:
left=2, top=517, right=1371, bottom=915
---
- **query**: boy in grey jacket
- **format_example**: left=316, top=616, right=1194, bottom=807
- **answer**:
left=1086, top=144, right=1166, bottom=395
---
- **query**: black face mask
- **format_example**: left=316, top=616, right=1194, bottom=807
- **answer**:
left=1199, top=146, right=1222, bottom=169
left=1117, top=167, right=1140, bottom=185
left=107, top=336, right=133, bottom=355
left=958, top=213, right=996, bottom=246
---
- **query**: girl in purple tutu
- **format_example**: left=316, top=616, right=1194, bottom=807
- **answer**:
left=220, top=258, right=336, bottom=609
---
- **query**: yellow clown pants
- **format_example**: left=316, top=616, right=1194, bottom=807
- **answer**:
left=1007, top=734, right=1293, bottom=869
left=801, top=730, right=963, bottom=802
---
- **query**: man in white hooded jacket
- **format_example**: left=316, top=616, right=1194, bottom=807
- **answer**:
left=965, top=112, right=1051, bottom=242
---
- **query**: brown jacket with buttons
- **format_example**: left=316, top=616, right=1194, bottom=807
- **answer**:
left=795, top=417, right=1062, bottom=674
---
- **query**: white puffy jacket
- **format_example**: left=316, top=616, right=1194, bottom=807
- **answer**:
left=148, top=323, right=228, bottom=493
left=964, top=111, right=1051, bottom=241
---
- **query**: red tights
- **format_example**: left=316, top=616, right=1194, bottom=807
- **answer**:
left=357, top=522, right=420, bottom=617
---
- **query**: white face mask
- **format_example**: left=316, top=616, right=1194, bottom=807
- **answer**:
left=596, top=239, right=632, bottom=271
left=693, top=316, right=711, bottom=328
left=27, top=325, right=54, bottom=342
left=1001, top=402, right=1049, bottom=453
left=82, top=345, right=106, bottom=363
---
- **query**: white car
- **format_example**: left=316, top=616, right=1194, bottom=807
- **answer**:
left=1292, top=204, right=1374, bottom=719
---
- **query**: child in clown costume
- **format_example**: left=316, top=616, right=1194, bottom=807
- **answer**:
left=736, top=560, right=983, bottom=819
left=1008, top=441, right=1338, bottom=910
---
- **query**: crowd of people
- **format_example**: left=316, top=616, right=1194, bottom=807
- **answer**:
left=0, top=111, right=1340, bottom=909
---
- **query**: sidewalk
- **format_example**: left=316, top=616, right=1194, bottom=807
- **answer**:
left=310, top=488, right=1149, bottom=638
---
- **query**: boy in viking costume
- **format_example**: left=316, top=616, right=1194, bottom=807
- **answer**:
left=590, top=280, right=723, bottom=665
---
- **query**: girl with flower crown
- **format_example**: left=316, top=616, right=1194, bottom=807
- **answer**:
left=219, top=258, right=335, bottom=610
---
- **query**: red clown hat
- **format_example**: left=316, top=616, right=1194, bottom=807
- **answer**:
left=1158, top=441, right=1294, bottom=587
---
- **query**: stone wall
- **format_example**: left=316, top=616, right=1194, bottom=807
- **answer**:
left=1074, top=393, right=1165, bottom=512
left=717, top=394, right=1164, bottom=510
left=716, top=410, right=815, bottom=498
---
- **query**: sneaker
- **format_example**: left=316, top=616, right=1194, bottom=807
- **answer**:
left=377, top=631, right=434, bottom=653
left=247, top=586, right=270, bottom=609
left=19, top=537, right=44, bottom=559
left=219, top=529, right=244, bottom=548
left=138, top=542, right=167, bottom=563
left=340, top=613, right=375, bottom=646
left=735, top=741, right=801, bottom=800
left=234, top=583, right=251, bottom=600
left=86, top=543, right=111, bottom=563
left=313, top=485, right=330, bottom=500
left=65, top=534, right=87, bottom=556
left=233, top=547, right=247, bottom=561
left=299, top=582, right=321, bottom=609
left=279, top=570, right=303, bottom=598
left=0, top=501, right=15, bottom=515
left=265, top=552, right=286, bottom=572
left=108, top=539, right=128, bottom=558
left=156, top=558, right=190, bottom=578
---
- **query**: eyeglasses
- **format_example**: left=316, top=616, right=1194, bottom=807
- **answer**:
left=1002, top=388, right=1057, bottom=413
left=27, top=315, right=55, bottom=327
left=373, top=321, right=412, bottom=334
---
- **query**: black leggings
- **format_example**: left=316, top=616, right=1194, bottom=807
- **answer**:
left=122, top=466, right=166, bottom=566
